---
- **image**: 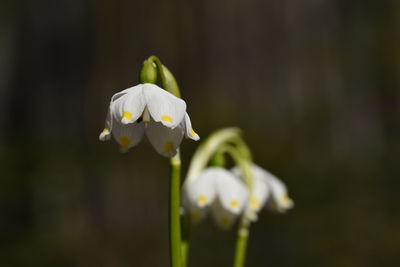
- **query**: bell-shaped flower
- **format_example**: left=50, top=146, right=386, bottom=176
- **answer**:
left=99, top=83, right=199, bottom=157
left=231, top=164, right=294, bottom=221
left=183, top=167, right=248, bottom=230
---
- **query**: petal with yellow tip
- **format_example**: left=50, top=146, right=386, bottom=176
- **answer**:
left=215, top=168, right=248, bottom=214
left=111, top=120, right=145, bottom=152
left=183, top=113, right=200, bottom=141
left=143, top=83, right=186, bottom=129
left=184, top=167, right=217, bottom=208
left=120, top=85, right=146, bottom=124
left=145, top=117, right=184, bottom=157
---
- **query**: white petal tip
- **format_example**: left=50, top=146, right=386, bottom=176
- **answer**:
left=188, top=134, right=200, bottom=141
left=195, top=198, right=209, bottom=208
left=229, top=208, right=242, bottom=215
left=197, top=203, right=208, bottom=208
left=162, top=151, right=177, bottom=158
left=121, top=118, right=131, bottom=124
left=281, top=196, right=294, bottom=209
left=161, top=121, right=174, bottom=128
left=283, top=202, right=295, bottom=211
left=187, top=128, right=200, bottom=141
left=275, top=200, right=294, bottom=213
left=99, top=131, right=111, bottom=141
left=246, top=211, right=259, bottom=222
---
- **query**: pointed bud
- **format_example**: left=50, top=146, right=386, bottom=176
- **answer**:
left=162, top=65, right=181, bottom=98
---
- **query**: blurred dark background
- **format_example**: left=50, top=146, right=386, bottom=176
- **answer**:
left=1, top=0, right=399, bottom=266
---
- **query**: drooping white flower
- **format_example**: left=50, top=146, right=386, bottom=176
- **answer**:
left=183, top=167, right=248, bottom=230
left=232, top=164, right=294, bottom=220
left=99, top=83, right=199, bottom=157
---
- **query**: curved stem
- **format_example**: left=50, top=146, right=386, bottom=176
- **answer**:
left=148, top=56, right=181, bottom=98
left=170, top=150, right=182, bottom=267
left=184, top=128, right=242, bottom=185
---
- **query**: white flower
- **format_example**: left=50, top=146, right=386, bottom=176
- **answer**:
left=183, top=167, right=248, bottom=230
left=99, top=83, right=199, bottom=157
left=232, top=164, right=294, bottom=221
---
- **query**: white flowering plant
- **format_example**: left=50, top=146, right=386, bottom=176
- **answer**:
left=99, top=56, right=293, bottom=267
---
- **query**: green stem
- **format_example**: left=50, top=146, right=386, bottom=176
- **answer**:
left=234, top=225, right=250, bottom=267
left=180, top=213, right=190, bottom=267
left=232, top=155, right=253, bottom=267
left=170, top=150, right=182, bottom=267
left=214, top=143, right=253, bottom=267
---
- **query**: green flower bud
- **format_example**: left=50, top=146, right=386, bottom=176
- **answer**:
left=139, top=59, right=157, bottom=84
left=162, top=65, right=181, bottom=98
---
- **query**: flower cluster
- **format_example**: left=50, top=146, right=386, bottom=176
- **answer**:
left=183, top=164, right=294, bottom=229
left=99, top=83, right=199, bottom=157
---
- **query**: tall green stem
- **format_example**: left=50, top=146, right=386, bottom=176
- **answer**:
left=180, top=213, right=190, bottom=267
left=170, top=151, right=182, bottom=267
left=234, top=225, right=250, bottom=267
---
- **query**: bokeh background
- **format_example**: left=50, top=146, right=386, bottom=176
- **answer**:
left=1, top=0, right=399, bottom=266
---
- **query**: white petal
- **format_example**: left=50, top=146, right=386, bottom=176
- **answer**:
left=265, top=175, right=294, bottom=212
left=210, top=199, right=238, bottom=231
left=99, top=128, right=111, bottom=141
left=145, top=118, right=184, bottom=157
left=232, top=165, right=271, bottom=213
left=251, top=165, right=294, bottom=213
left=107, top=86, right=145, bottom=125
left=215, top=168, right=249, bottom=215
left=250, top=175, right=270, bottom=212
left=111, top=85, right=146, bottom=125
left=110, top=84, right=141, bottom=102
left=111, top=120, right=145, bottom=152
left=104, top=88, right=136, bottom=125
left=142, top=83, right=186, bottom=129
left=183, top=168, right=218, bottom=209
left=181, top=189, right=208, bottom=224
left=99, top=107, right=112, bottom=141
left=183, top=113, right=200, bottom=141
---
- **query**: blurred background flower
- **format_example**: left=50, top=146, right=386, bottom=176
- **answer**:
left=232, top=164, right=294, bottom=219
left=183, top=167, right=249, bottom=229
left=0, top=0, right=399, bottom=266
